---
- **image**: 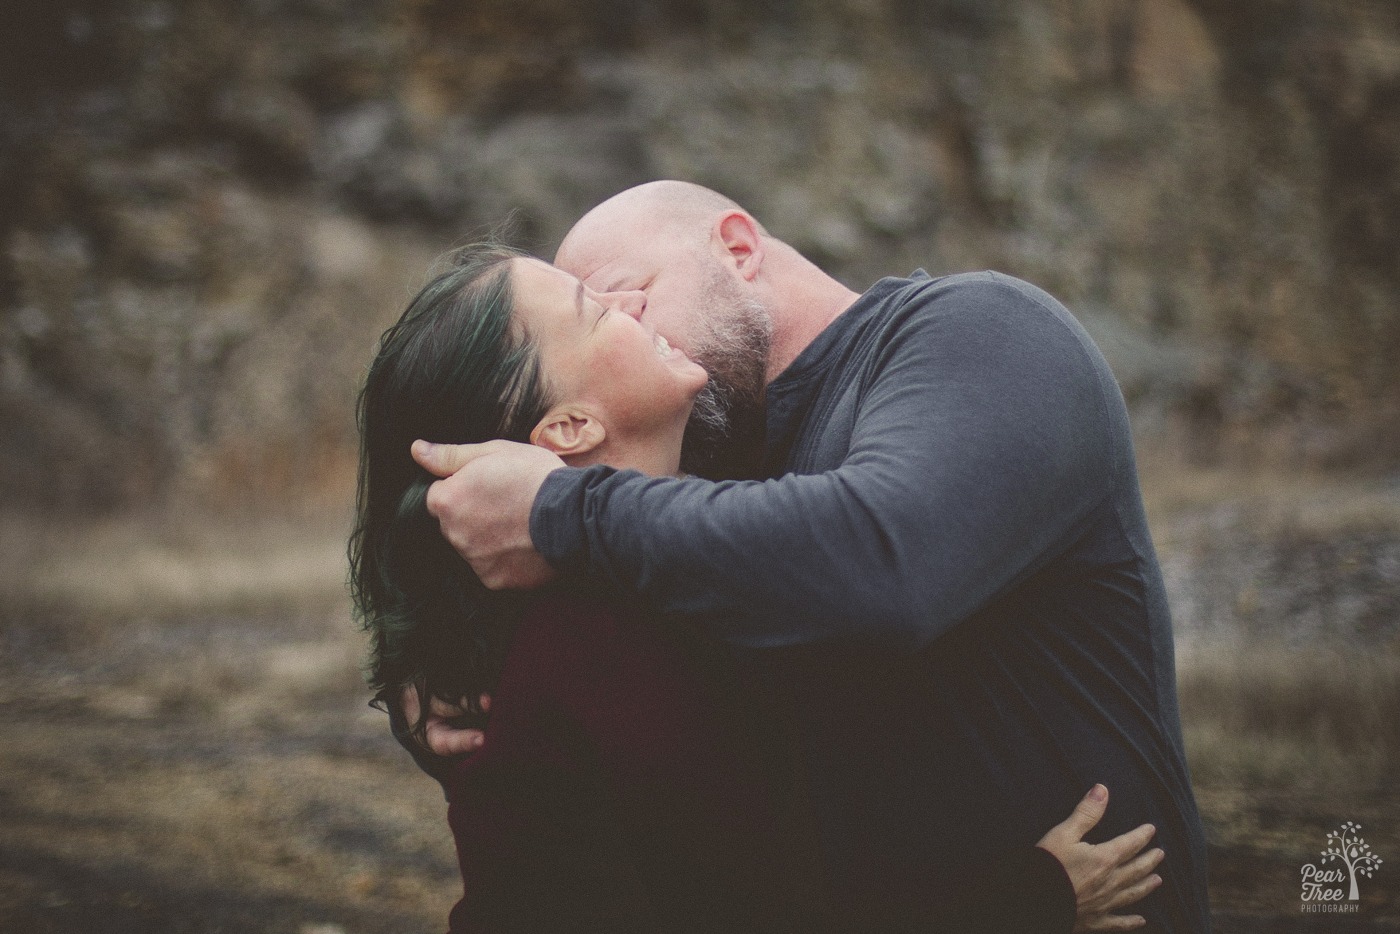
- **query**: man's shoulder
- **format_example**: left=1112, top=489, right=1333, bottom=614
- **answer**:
left=865, top=270, right=1121, bottom=422
left=863, top=270, right=1088, bottom=357
left=886, top=269, right=1073, bottom=321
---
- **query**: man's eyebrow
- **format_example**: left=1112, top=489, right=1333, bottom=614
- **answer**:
left=590, top=270, right=629, bottom=293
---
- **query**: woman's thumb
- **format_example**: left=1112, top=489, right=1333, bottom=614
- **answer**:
left=1064, top=783, right=1110, bottom=841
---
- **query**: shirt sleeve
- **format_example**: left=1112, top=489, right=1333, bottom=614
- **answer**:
left=531, top=275, right=1119, bottom=651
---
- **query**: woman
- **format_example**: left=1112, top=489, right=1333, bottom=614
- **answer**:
left=349, top=243, right=1163, bottom=933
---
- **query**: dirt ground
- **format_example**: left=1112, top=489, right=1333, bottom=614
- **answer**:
left=1, top=491, right=1397, bottom=933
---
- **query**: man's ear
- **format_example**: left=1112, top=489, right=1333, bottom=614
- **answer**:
left=714, top=211, right=765, bottom=281
left=530, top=408, right=606, bottom=459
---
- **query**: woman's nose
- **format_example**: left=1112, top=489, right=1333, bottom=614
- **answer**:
left=609, top=290, right=647, bottom=319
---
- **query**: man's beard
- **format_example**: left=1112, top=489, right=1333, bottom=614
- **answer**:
left=680, top=269, right=772, bottom=478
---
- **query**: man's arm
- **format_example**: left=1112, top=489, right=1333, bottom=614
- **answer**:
left=418, top=276, right=1118, bottom=650
left=533, top=276, right=1119, bottom=649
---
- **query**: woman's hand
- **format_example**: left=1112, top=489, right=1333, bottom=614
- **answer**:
left=1036, top=784, right=1165, bottom=932
left=400, top=685, right=491, bottom=756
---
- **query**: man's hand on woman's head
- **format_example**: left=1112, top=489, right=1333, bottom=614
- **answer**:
left=400, top=685, right=491, bottom=756
left=1036, top=784, right=1164, bottom=933
left=412, top=439, right=563, bottom=590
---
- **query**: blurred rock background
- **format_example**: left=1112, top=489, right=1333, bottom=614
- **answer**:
left=4, top=0, right=1399, bottom=512
left=1, top=0, right=1397, bottom=930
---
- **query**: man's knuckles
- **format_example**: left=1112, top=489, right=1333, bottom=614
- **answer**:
left=424, top=477, right=453, bottom=518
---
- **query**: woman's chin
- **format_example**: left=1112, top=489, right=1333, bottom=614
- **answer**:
left=676, top=359, right=710, bottom=393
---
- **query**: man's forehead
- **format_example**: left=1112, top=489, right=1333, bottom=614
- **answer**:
left=557, top=204, right=679, bottom=278
left=555, top=224, right=619, bottom=276
left=557, top=236, right=658, bottom=289
left=578, top=258, right=648, bottom=291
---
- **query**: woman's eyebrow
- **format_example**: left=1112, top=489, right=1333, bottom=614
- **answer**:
left=573, top=279, right=586, bottom=321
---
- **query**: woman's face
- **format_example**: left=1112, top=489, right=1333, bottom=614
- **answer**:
left=509, top=257, right=709, bottom=448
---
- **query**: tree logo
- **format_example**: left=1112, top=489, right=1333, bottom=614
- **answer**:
left=1300, top=821, right=1383, bottom=913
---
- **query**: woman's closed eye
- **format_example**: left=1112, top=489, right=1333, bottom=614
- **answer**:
left=586, top=297, right=609, bottom=331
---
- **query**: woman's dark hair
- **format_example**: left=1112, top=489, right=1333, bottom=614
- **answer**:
left=348, top=242, right=551, bottom=741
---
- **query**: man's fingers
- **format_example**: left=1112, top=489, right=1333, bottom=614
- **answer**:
left=426, top=723, right=485, bottom=756
left=1090, top=914, right=1147, bottom=932
left=411, top=439, right=492, bottom=478
left=1061, top=783, right=1109, bottom=842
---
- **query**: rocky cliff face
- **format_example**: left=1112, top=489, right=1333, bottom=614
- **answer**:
left=4, top=0, right=1398, bottom=510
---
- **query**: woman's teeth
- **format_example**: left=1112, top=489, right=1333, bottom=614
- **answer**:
left=655, top=333, right=672, bottom=356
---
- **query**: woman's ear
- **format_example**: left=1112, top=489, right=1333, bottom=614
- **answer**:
left=530, top=408, right=606, bottom=459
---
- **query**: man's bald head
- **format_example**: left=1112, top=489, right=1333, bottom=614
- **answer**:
left=555, top=180, right=760, bottom=272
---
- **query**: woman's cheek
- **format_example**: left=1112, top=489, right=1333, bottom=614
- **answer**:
left=598, top=341, right=654, bottom=389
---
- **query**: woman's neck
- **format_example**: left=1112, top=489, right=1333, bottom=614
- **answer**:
left=564, top=426, right=685, bottom=477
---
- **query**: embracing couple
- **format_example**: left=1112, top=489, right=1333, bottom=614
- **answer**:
left=350, top=181, right=1211, bottom=933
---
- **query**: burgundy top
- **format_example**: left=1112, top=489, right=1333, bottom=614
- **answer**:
left=442, top=592, right=805, bottom=933
left=435, top=592, right=1075, bottom=933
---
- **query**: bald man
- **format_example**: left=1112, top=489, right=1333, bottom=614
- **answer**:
left=411, top=181, right=1211, bottom=932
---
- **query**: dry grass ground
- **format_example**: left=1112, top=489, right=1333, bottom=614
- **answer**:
left=1, top=463, right=1397, bottom=932
left=1143, top=459, right=1400, bottom=930
left=1178, top=640, right=1400, bottom=929
left=0, top=508, right=462, bottom=934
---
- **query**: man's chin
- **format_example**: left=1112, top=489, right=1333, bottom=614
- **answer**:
left=686, top=380, right=730, bottom=438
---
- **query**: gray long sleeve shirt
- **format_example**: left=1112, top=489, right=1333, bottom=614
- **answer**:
left=532, top=270, right=1211, bottom=932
